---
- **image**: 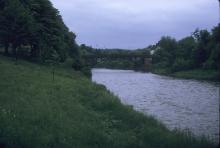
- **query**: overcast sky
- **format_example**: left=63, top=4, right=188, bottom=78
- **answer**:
left=50, top=0, right=219, bottom=49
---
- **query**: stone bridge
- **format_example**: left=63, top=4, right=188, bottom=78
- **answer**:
left=82, top=53, right=152, bottom=70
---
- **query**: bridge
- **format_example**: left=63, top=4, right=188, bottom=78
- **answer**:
left=82, top=53, right=152, bottom=71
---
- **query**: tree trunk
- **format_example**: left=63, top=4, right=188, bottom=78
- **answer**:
left=52, top=67, right=55, bottom=82
left=4, top=43, right=9, bottom=55
left=31, top=44, right=38, bottom=57
left=53, top=70, right=54, bottom=81
left=12, top=44, right=18, bottom=61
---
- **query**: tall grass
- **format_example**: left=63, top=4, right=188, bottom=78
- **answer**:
left=152, top=68, right=220, bottom=81
left=173, top=69, right=220, bottom=81
left=0, top=56, right=216, bottom=148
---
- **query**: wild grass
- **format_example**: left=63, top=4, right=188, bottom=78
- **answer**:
left=152, top=68, right=220, bottom=81
left=0, top=55, right=216, bottom=148
left=173, top=69, right=220, bottom=81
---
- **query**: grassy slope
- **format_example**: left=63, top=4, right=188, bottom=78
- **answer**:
left=153, top=68, right=220, bottom=81
left=172, top=69, right=220, bottom=81
left=0, top=56, right=215, bottom=148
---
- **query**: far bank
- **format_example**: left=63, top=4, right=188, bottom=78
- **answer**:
left=152, top=68, right=220, bottom=82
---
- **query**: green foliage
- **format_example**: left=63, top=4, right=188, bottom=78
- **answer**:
left=152, top=47, right=171, bottom=67
left=80, top=45, right=151, bottom=71
left=0, top=56, right=215, bottom=148
left=177, top=36, right=195, bottom=59
left=171, top=58, right=192, bottom=72
left=173, top=69, right=220, bottom=81
left=0, top=0, right=80, bottom=64
left=151, top=24, right=220, bottom=79
left=72, top=58, right=84, bottom=71
left=45, top=50, right=61, bottom=81
left=209, top=44, right=220, bottom=69
left=81, top=66, right=92, bottom=78
left=192, top=29, right=211, bottom=67
left=0, top=0, right=34, bottom=55
left=152, top=36, right=178, bottom=69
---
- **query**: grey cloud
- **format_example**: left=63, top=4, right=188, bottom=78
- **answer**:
left=51, top=0, right=219, bottom=49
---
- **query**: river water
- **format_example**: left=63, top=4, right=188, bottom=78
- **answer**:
left=92, top=68, right=220, bottom=143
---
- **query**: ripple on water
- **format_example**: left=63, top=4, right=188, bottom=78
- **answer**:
left=92, top=69, right=220, bottom=144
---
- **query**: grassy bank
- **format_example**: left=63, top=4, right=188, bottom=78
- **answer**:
left=0, top=56, right=216, bottom=148
left=153, top=68, right=220, bottom=81
left=172, top=69, right=220, bottom=81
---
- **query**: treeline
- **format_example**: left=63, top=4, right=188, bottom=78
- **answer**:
left=0, top=0, right=80, bottom=65
left=79, top=44, right=151, bottom=70
left=150, top=24, right=220, bottom=73
left=80, top=44, right=150, bottom=57
left=79, top=24, right=220, bottom=74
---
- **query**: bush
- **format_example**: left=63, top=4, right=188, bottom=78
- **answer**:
left=203, top=59, right=215, bottom=70
left=171, top=58, right=192, bottom=72
left=72, top=58, right=83, bottom=70
left=81, top=66, right=92, bottom=78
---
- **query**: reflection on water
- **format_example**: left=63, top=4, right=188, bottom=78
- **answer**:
left=92, top=68, right=220, bottom=143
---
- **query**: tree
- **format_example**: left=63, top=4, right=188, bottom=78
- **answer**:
left=153, top=36, right=177, bottom=66
left=0, top=0, right=34, bottom=56
left=192, top=29, right=211, bottom=67
left=205, top=24, right=220, bottom=69
left=177, top=36, right=196, bottom=59
left=45, top=50, right=60, bottom=81
left=212, top=24, right=220, bottom=43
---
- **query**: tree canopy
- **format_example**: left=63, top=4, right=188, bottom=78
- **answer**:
left=0, top=0, right=79, bottom=63
left=151, top=24, right=220, bottom=72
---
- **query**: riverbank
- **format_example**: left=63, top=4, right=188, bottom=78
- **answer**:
left=92, top=66, right=220, bottom=82
left=152, top=68, right=220, bottom=82
left=0, top=56, right=216, bottom=148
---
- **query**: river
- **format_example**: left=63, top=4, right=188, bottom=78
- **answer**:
left=92, top=68, right=220, bottom=143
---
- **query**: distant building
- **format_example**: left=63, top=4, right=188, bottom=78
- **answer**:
left=150, top=46, right=161, bottom=55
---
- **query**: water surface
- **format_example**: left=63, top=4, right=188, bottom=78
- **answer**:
left=92, top=68, right=220, bottom=143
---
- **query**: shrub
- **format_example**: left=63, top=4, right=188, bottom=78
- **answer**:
left=171, top=58, right=192, bottom=72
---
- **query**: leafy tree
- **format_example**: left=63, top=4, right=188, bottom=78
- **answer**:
left=152, top=36, right=177, bottom=68
left=156, top=36, right=177, bottom=65
left=0, top=0, right=34, bottom=56
left=177, top=36, right=196, bottom=59
left=152, top=47, right=170, bottom=68
left=152, top=25, right=220, bottom=73
left=45, top=50, right=60, bottom=81
left=0, top=0, right=80, bottom=66
left=211, top=24, right=220, bottom=43
left=192, top=29, right=211, bottom=67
